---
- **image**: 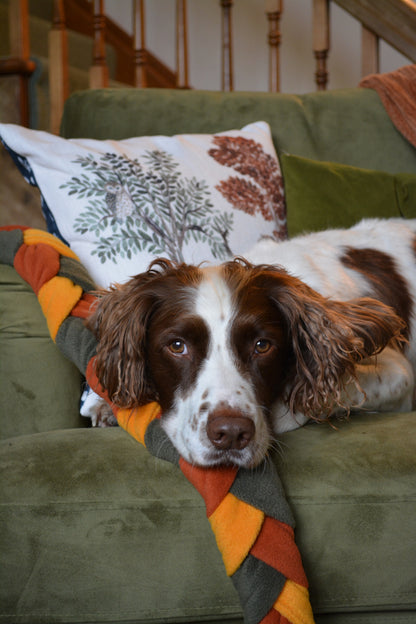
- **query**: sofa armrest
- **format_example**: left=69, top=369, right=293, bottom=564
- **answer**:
left=0, top=265, right=86, bottom=439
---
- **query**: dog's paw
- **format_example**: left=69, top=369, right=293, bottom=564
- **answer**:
left=80, top=387, right=118, bottom=427
left=93, top=402, right=118, bottom=427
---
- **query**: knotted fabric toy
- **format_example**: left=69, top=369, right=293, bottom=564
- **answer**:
left=0, top=226, right=315, bottom=624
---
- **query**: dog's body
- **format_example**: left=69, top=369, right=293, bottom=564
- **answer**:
left=88, top=218, right=416, bottom=468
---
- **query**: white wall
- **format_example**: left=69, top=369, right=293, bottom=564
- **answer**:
left=105, top=0, right=412, bottom=93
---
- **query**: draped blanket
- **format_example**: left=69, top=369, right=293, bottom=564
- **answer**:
left=360, top=64, right=416, bottom=149
left=0, top=225, right=314, bottom=624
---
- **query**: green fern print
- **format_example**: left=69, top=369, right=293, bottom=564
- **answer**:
left=60, top=150, right=234, bottom=264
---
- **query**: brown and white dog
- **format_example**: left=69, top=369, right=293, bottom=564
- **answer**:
left=87, top=218, right=416, bottom=468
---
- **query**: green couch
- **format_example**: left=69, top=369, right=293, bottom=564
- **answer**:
left=1, top=86, right=416, bottom=624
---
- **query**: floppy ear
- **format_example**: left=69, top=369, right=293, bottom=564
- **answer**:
left=86, top=277, right=157, bottom=408
left=269, top=272, right=406, bottom=418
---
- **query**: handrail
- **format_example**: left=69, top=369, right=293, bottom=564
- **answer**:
left=335, top=0, right=416, bottom=62
left=313, top=0, right=416, bottom=89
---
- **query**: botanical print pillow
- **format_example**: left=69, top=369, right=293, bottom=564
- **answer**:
left=0, top=121, right=286, bottom=287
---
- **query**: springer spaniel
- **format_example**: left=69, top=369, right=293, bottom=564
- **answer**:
left=88, top=218, right=416, bottom=468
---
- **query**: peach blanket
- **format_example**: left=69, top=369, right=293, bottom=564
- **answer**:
left=360, top=64, right=416, bottom=148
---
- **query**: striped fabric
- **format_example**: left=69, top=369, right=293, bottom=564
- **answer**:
left=0, top=226, right=314, bottom=624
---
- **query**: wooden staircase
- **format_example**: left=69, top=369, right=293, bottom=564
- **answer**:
left=0, top=0, right=415, bottom=134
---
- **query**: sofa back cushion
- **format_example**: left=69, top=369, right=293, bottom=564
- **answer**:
left=61, top=87, right=416, bottom=175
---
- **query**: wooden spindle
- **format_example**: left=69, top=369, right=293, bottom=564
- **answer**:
left=133, top=0, right=148, bottom=87
left=9, top=0, right=30, bottom=58
left=7, top=0, right=35, bottom=126
left=313, top=0, right=330, bottom=90
left=265, top=0, right=283, bottom=92
left=89, top=0, right=109, bottom=89
left=361, top=25, right=379, bottom=77
left=220, top=0, right=234, bottom=91
left=49, top=0, right=69, bottom=134
left=176, top=0, right=189, bottom=88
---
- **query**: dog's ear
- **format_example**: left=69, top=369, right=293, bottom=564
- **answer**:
left=268, top=271, right=406, bottom=418
left=86, top=277, right=157, bottom=408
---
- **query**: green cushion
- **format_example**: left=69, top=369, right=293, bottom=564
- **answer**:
left=1, top=412, right=415, bottom=623
left=280, top=153, right=416, bottom=237
left=0, top=264, right=85, bottom=439
left=60, top=87, right=416, bottom=175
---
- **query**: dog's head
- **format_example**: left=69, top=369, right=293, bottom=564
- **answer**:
left=87, top=258, right=405, bottom=467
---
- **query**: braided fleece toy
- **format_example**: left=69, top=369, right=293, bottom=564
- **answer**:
left=0, top=226, right=315, bottom=624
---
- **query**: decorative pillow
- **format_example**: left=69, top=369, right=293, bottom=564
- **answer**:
left=0, top=122, right=286, bottom=287
left=280, top=153, right=416, bottom=238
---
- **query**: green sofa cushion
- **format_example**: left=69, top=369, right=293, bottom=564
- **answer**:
left=0, top=264, right=85, bottom=439
left=60, top=88, right=416, bottom=175
left=1, top=412, right=415, bottom=623
left=280, top=153, right=416, bottom=237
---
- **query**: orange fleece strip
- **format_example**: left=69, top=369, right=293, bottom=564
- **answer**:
left=261, top=610, right=289, bottom=623
left=38, top=276, right=83, bottom=340
left=273, top=581, right=314, bottom=624
left=251, top=517, right=308, bottom=587
left=179, top=460, right=237, bottom=517
left=209, top=492, right=264, bottom=576
left=23, top=228, right=79, bottom=260
left=117, top=402, right=162, bottom=446
left=14, top=243, right=60, bottom=295
left=85, top=358, right=113, bottom=405
left=71, top=293, right=98, bottom=319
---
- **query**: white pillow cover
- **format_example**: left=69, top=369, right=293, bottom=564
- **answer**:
left=0, top=121, right=286, bottom=287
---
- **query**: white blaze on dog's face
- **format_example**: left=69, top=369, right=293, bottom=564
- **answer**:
left=146, top=265, right=290, bottom=467
left=160, top=268, right=268, bottom=466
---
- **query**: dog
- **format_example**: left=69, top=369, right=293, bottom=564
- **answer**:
left=87, top=218, right=416, bottom=468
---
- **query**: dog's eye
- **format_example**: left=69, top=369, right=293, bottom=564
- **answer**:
left=168, top=339, right=188, bottom=355
left=254, top=339, right=271, bottom=354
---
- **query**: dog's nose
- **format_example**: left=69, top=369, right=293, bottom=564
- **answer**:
left=206, top=410, right=255, bottom=451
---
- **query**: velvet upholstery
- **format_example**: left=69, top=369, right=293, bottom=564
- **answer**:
left=60, top=88, right=416, bottom=174
left=1, top=86, right=416, bottom=624
left=0, top=265, right=84, bottom=439
left=280, top=153, right=416, bottom=236
left=1, top=414, right=415, bottom=623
